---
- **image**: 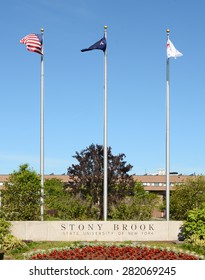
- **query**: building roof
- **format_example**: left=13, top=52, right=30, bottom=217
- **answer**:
left=0, top=174, right=197, bottom=192
left=133, top=174, right=192, bottom=183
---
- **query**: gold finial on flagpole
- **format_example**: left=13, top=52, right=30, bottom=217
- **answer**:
left=166, top=29, right=170, bottom=38
left=41, top=27, right=44, bottom=33
left=104, top=26, right=108, bottom=39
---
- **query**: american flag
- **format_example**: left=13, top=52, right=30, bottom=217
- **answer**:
left=20, top=33, right=43, bottom=55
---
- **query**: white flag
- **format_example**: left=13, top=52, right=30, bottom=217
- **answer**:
left=167, top=38, right=183, bottom=59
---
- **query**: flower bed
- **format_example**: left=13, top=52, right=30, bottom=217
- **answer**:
left=28, top=243, right=203, bottom=260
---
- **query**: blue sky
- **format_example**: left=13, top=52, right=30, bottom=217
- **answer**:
left=1, top=0, right=205, bottom=175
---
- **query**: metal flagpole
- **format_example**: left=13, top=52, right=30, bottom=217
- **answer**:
left=103, top=26, right=108, bottom=221
left=166, top=29, right=170, bottom=221
left=40, top=28, right=45, bottom=221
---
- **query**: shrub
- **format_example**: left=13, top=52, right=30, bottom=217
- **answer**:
left=109, top=189, right=159, bottom=220
left=0, top=218, right=26, bottom=252
left=45, top=193, right=99, bottom=220
left=183, top=234, right=205, bottom=256
left=0, top=219, right=10, bottom=243
left=181, top=204, right=205, bottom=239
left=2, top=234, right=27, bottom=251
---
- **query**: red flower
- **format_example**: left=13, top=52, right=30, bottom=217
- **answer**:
left=29, top=245, right=200, bottom=260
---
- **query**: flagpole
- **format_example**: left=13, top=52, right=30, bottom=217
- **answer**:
left=166, top=29, right=170, bottom=221
left=40, top=28, right=44, bottom=221
left=103, top=26, right=108, bottom=221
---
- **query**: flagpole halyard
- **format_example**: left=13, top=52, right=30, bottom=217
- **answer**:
left=40, top=27, right=45, bottom=221
left=103, top=25, right=108, bottom=221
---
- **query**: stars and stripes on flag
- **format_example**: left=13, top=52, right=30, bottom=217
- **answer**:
left=20, top=33, right=43, bottom=55
left=167, top=38, right=182, bottom=59
left=81, top=36, right=106, bottom=52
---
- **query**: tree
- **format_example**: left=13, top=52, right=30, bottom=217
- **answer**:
left=170, top=176, right=205, bottom=220
left=44, top=178, right=65, bottom=219
left=44, top=178, right=97, bottom=220
left=67, top=144, right=134, bottom=219
left=1, top=164, right=41, bottom=220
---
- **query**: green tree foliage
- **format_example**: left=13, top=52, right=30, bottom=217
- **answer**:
left=44, top=178, right=65, bottom=217
left=170, top=176, right=205, bottom=220
left=44, top=178, right=98, bottom=220
left=1, top=164, right=41, bottom=220
left=67, top=144, right=134, bottom=219
left=109, top=182, right=159, bottom=220
left=182, top=204, right=205, bottom=239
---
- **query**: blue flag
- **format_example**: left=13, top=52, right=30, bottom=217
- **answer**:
left=81, top=36, right=106, bottom=52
